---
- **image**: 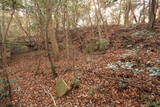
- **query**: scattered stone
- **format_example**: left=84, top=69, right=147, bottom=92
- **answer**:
left=116, top=61, right=135, bottom=70
left=135, top=44, right=143, bottom=50
left=107, top=63, right=119, bottom=71
left=107, top=61, right=141, bottom=73
left=107, top=59, right=160, bottom=77
left=148, top=67, right=160, bottom=77
left=130, top=29, right=155, bottom=39
left=121, top=62, right=134, bottom=70
left=55, top=78, right=70, bottom=97
left=132, top=68, right=143, bottom=73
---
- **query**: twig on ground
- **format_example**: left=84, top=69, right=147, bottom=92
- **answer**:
left=40, top=85, right=57, bottom=107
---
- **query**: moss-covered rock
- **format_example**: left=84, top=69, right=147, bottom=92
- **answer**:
left=10, top=44, right=30, bottom=54
left=99, top=39, right=110, bottom=51
left=83, top=39, right=99, bottom=53
left=14, top=36, right=40, bottom=50
left=83, top=39, right=110, bottom=53
left=55, top=78, right=70, bottom=97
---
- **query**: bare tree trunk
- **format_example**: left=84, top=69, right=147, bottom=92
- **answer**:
left=62, top=4, right=70, bottom=59
left=45, top=0, right=58, bottom=78
left=93, top=0, right=102, bottom=39
left=158, top=8, right=160, bottom=19
left=118, top=0, right=122, bottom=24
left=52, top=3, right=60, bottom=60
left=0, top=5, right=15, bottom=99
left=156, top=0, right=160, bottom=19
left=34, top=0, right=47, bottom=49
left=147, top=0, right=157, bottom=29
left=131, top=6, right=138, bottom=24
left=15, top=12, right=31, bottom=37
left=24, top=0, right=31, bottom=35
left=45, top=0, right=59, bottom=60
left=66, top=12, right=70, bottom=60
left=88, top=6, right=94, bottom=38
left=141, top=0, right=146, bottom=24
left=124, top=0, right=131, bottom=25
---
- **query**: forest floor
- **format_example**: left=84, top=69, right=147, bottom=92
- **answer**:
left=1, top=21, right=160, bottom=107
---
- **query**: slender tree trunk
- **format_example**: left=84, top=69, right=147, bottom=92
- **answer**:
left=52, top=4, right=60, bottom=60
left=131, top=7, right=137, bottom=24
left=93, top=0, right=102, bottom=39
left=15, top=12, right=30, bottom=37
left=45, top=0, right=59, bottom=60
left=0, top=5, right=15, bottom=99
left=158, top=8, right=160, bottom=19
left=45, top=0, right=58, bottom=78
left=34, top=0, right=47, bottom=49
left=87, top=5, right=94, bottom=38
left=118, top=0, right=122, bottom=24
left=141, top=0, right=146, bottom=23
left=62, top=5, right=70, bottom=59
left=147, top=0, right=156, bottom=29
left=124, top=0, right=131, bottom=25
left=66, top=12, right=70, bottom=60
left=156, top=0, right=160, bottom=19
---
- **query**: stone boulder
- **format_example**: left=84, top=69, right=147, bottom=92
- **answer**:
left=10, top=44, right=30, bottom=54
left=55, top=78, right=70, bottom=97
left=83, top=39, right=110, bottom=53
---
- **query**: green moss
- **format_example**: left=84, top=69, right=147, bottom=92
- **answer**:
left=83, top=39, right=110, bottom=53
left=99, top=39, right=110, bottom=51
left=55, top=78, right=70, bottom=97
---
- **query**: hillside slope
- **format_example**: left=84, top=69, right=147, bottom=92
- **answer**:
left=1, top=21, right=160, bottom=107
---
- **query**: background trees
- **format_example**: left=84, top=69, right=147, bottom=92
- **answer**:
left=0, top=0, right=159, bottom=103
